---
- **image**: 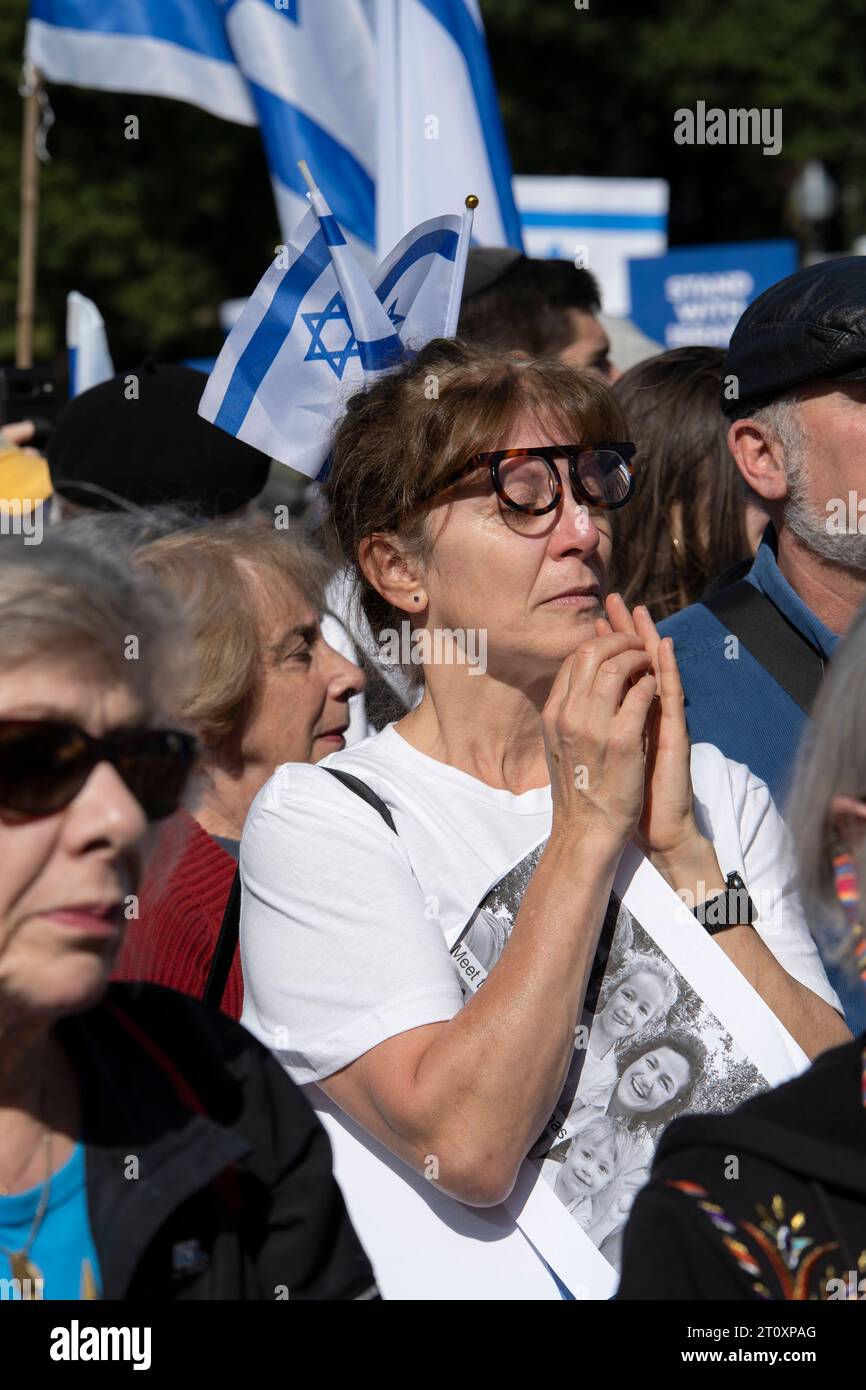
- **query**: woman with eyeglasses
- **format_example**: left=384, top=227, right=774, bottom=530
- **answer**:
left=0, top=537, right=375, bottom=1301
left=239, top=338, right=847, bottom=1299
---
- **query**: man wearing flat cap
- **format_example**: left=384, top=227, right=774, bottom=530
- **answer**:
left=659, top=257, right=866, bottom=1028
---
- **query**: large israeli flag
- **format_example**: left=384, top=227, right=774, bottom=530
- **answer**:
left=224, top=1, right=376, bottom=259
left=66, top=291, right=114, bottom=397
left=26, top=2, right=516, bottom=261
left=375, top=0, right=523, bottom=254
left=26, top=1, right=377, bottom=258
left=199, top=183, right=471, bottom=478
left=26, top=0, right=256, bottom=124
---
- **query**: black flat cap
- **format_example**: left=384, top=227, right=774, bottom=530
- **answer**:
left=48, top=361, right=270, bottom=513
left=722, top=256, right=866, bottom=418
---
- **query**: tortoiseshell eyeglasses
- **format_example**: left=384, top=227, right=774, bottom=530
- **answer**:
left=416, top=445, right=639, bottom=525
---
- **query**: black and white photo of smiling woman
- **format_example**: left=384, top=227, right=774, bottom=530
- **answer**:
left=609, top=1034, right=703, bottom=1129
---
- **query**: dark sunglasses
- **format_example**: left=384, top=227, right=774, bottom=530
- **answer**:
left=416, top=444, right=639, bottom=516
left=0, top=720, right=198, bottom=822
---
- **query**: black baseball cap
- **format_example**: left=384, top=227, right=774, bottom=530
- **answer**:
left=722, top=256, right=866, bottom=418
left=48, top=360, right=270, bottom=513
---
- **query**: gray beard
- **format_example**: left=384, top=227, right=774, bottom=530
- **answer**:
left=785, top=451, right=866, bottom=571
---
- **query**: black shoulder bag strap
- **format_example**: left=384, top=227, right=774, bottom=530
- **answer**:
left=702, top=580, right=825, bottom=716
left=202, top=865, right=242, bottom=1010
left=202, top=769, right=396, bottom=1010
left=325, top=768, right=397, bottom=833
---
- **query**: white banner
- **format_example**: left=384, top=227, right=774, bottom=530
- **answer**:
left=514, top=175, right=669, bottom=318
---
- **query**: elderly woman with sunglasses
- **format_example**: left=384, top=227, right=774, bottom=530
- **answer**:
left=0, top=537, right=375, bottom=1301
left=239, top=339, right=848, bottom=1299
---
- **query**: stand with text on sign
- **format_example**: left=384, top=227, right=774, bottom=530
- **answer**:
left=628, top=240, right=797, bottom=350
left=312, top=842, right=808, bottom=1300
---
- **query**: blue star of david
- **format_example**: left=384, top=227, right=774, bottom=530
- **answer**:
left=302, top=294, right=405, bottom=380
left=302, top=294, right=357, bottom=379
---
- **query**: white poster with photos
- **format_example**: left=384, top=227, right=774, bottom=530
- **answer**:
left=316, top=839, right=810, bottom=1300
left=478, top=842, right=811, bottom=1299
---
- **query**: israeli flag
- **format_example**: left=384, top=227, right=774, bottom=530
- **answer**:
left=26, top=1, right=376, bottom=258
left=26, top=2, right=517, bottom=261
left=199, top=177, right=472, bottom=479
left=224, top=0, right=376, bottom=261
left=26, top=0, right=256, bottom=124
left=375, top=0, right=523, bottom=253
left=66, top=291, right=114, bottom=398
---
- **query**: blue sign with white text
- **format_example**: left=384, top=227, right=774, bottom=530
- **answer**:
left=628, top=240, right=798, bottom=350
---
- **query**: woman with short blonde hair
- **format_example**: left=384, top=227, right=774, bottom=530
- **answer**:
left=114, top=521, right=364, bottom=1017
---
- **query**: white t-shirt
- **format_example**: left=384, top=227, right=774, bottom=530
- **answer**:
left=240, top=723, right=839, bottom=1085
left=239, top=724, right=839, bottom=1298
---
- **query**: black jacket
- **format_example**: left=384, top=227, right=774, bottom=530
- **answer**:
left=59, top=983, right=377, bottom=1300
left=617, top=1034, right=866, bottom=1300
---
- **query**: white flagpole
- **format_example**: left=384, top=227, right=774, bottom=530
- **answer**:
left=297, top=159, right=317, bottom=198
left=444, top=194, right=477, bottom=337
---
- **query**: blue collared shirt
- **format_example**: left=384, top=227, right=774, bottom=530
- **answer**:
left=659, top=530, right=838, bottom=810
left=660, top=536, right=863, bottom=1029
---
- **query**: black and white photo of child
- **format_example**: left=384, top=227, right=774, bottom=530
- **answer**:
left=542, top=1115, right=639, bottom=1231
left=588, top=1160, right=651, bottom=1270
left=569, top=951, right=679, bottom=1114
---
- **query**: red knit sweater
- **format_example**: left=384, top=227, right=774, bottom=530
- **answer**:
left=112, top=809, right=243, bottom=1020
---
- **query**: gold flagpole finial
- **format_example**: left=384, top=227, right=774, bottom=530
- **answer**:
left=465, top=194, right=479, bottom=210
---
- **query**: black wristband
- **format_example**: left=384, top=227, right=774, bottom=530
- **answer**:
left=693, top=871, right=757, bottom=935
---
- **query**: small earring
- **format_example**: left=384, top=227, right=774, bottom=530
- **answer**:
left=413, top=595, right=421, bottom=604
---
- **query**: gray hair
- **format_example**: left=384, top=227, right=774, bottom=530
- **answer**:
left=0, top=532, right=189, bottom=717
left=748, top=398, right=806, bottom=459
left=744, top=394, right=866, bottom=568
left=786, top=600, right=866, bottom=965
left=57, top=503, right=207, bottom=556
left=738, top=397, right=806, bottom=510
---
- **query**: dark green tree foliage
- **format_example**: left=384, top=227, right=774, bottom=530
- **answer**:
left=484, top=0, right=866, bottom=249
left=1, top=0, right=864, bottom=364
